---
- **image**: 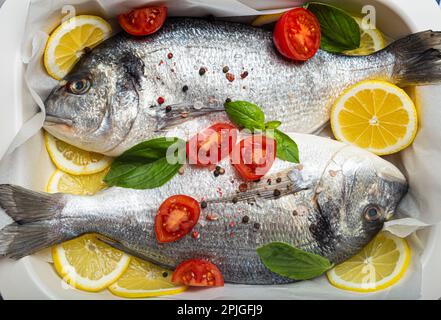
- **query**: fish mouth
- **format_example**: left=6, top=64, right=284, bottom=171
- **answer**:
left=44, top=115, right=74, bottom=127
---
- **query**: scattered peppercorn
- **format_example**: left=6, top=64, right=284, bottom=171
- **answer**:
left=162, top=272, right=168, bottom=278
left=165, top=105, right=172, bottom=113
left=182, top=85, right=189, bottom=92
left=225, top=98, right=232, bottom=104
left=199, top=67, right=207, bottom=76
left=241, top=71, right=249, bottom=79
left=273, top=189, right=281, bottom=197
left=223, top=66, right=230, bottom=73
left=239, top=183, right=248, bottom=193
left=157, top=97, right=165, bottom=105
left=242, top=216, right=250, bottom=224
left=254, top=222, right=261, bottom=230
left=206, top=214, right=219, bottom=221
left=232, top=197, right=239, bottom=204
left=167, top=52, right=173, bottom=59
left=292, top=210, right=299, bottom=216
left=200, top=201, right=208, bottom=209
left=178, top=167, right=185, bottom=175
left=226, top=73, right=235, bottom=82
left=218, top=168, right=225, bottom=175
left=215, top=166, right=221, bottom=172
left=276, top=177, right=282, bottom=183
left=214, top=171, right=220, bottom=177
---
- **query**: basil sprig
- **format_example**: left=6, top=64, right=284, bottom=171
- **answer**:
left=225, top=101, right=299, bottom=164
left=306, top=2, right=360, bottom=53
left=257, top=242, right=333, bottom=280
left=104, top=137, right=185, bottom=189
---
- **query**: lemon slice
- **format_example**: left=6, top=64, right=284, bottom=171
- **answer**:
left=44, top=15, right=112, bottom=80
left=52, top=234, right=131, bottom=292
left=45, top=132, right=112, bottom=175
left=327, top=232, right=410, bottom=292
left=331, top=80, right=418, bottom=155
left=345, top=17, right=385, bottom=55
left=108, top=258, right=187, bottom=298
left=251, top=11, right=288, bottom=27
left=47, top=169, right=108, bottom=195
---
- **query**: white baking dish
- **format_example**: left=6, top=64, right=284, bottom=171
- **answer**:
left=0, top=0, right=440, bottom=299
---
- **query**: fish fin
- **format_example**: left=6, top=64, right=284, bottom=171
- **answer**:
left=207, top=167, right=312, bottom=204
left=95, top=236, right=174, bottom=270
left=0, top=185, right=67, bottom=259
left=156, top=102, right=225, bottom=131
left=389, top=30, right=441, bottom=86
left=0, top=223, right=65, bottom=259
left=0, top=185, right=64, bottom=224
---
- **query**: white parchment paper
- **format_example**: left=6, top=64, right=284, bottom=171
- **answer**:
left=1, top=0, right=439, bottom=299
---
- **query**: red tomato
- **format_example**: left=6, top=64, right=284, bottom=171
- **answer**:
left=232, top=135, right=276, bottom=181
left=118, top=6, right=168, bottom=36
left=155, top=195, right=200, bottom=243
left=186, top=123, right=238, bottom=166
left=273, top=8, right=321, bottom=61
left=172, top=259, right=224, bottom=287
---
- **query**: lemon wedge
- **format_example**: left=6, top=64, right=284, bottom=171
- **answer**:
left=108, top=258, right=187, bottom=298
left=345, top=17, right=386, bottom=56
left=331, top=80, right=418, bottom=155
left=44, top=15, right=112, bottom=80
left=251, top=11, right=288, bottom=27
left=46, top=169, right=108, bottom=195
left=327, top=232, right=410, bottom=292
left=52, top=235, right=131, bottom=292
left=45, top=132, right=112, bottom=176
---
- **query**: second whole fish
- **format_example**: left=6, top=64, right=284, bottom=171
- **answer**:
left=43, top=18, right=441, bottom=156
left=0, top=133, right=407, bottom=284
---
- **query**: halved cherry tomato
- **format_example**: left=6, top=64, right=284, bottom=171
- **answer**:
left=172, top=259, right=224, bottom=287
left=232, top=135, right=276, bottom=181
left=186, top=123, right=238, bottom=166
left=118, top=6, right=168, bottom=36
left=273, top=8, right=321, bottom=61
left=155, top=195, right=200, bottom=243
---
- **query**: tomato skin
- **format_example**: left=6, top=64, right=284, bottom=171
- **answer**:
left=118, top=6, right=168, bottom=36
left=232, top=135, right=277, bottom=181
left=155, top=195, right=200, bottom=243
left=273, top=8, right=321, bottom=61
left=172, top=259, right=224, bottom=287
left=186, top=123, right=238, bottom=166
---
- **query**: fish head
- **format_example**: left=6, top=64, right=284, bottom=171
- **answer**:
left=44, top=51, right=142, bottom=154
left=315, top=146, right=408, bottom=257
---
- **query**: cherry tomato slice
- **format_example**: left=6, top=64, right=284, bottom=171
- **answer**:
left=186, top=123, right=238, bottom=166
left=232, top=135, right=276, bottom=181
left=118, top=6, right=168, bottom=36
left=172, top=259, right=224, bottom=287
left=155, top=195, right=200, bottom=243
left=273, top=8, right=321, bottom=61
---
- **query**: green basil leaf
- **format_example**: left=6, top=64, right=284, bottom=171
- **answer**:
left=265, top=121, right=282, bottom=129
left=307, top=2, right=360, bottom=53
left=273, top=129, right=299, bottom=163
left=225, top=101, right=266, bottom=131
left=104, top=137, right=185, bottom=189
left=257, top=242, right=334, bottom=280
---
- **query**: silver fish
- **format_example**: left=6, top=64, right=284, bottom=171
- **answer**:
left=0, top=133, right=407, bottom=284
left=43, top=18, right=441, bottom=156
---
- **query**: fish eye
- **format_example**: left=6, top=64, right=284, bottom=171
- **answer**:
left=364, top=206, right=382, bottom=222
left=67, top=79, right=91, bottom=95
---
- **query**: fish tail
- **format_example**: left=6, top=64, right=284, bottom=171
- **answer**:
left=389, top=30, right=441, bottom=86
left=0, top=185, right=67, bottom=259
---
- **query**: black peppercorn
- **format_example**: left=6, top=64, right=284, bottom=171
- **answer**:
left=242, top=216, right=250, bottom=224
